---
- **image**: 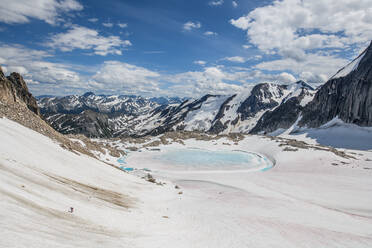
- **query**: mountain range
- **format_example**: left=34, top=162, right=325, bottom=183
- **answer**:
left=5, top=41, right=372, bottom=138
left=37, top=80, right=316, bottom=137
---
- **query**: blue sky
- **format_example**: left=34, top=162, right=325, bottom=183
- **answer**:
left=0, top=0, right=371, bottom=97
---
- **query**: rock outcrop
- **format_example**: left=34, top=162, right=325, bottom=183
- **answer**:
left=0, top=66, right=40, bottom=116
left=250, top=89, right=311, bottom=134
left=237, top=83, right=287, bottom=120
left=250, top=82, right=315, bottom=134
left=46, top=110, right=113, bottom=138
left=145, top=94, right=218, bottom=136
left=209, top=94, right=237, bottom=134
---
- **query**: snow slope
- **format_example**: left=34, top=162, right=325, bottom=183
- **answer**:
left=182, top=95, right=230, bottom=131
left=1, top=117, right=372, bottom=247
left=281, top=117, right=372, bottom=150
left=0, top=118, right=182, bottom=247
left=125, top=136, right=372, bottom=248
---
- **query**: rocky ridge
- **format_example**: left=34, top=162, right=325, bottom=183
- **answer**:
left=0, top=67, right=40, bottom=116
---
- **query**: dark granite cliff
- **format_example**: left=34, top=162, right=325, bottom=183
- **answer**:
left=299, top=41, right=372, bottom=127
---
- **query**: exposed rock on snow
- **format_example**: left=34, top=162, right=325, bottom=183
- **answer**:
left=47, top=110, right=113, bottom=138
left=237, top=83, right=287, bottom=120
left=250, top=82, right=315, bottom=134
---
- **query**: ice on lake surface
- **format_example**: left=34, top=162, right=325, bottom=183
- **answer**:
left=152, top=148, right=271, bottom=171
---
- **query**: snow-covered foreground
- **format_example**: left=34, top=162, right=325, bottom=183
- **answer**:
left=1, top=118, right=372, bottom=247
left=0, top=118, right=182, bottom=248
left=125, top=138, right=372, bottom=247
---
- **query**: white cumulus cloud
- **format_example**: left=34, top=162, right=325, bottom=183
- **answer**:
left=102, top=22, right=113, bottom=28
left=0, top=0, right=83, bottom=25
left=223, top=56, right=246, bottom=63
left=183, top=21, right=201, bottom=31
left=92, top=61, right=161, bottom=95
left=300, top=71, right=328, bottom=85
left=0, top=44, right=86, bottom=95
left=209, top=0, right=224, bottom=6
left=164, top=66, right=244, bottom=97
left=255, top=52, right=348, bottom=81
left=231, top=0, right=372, bottom=53
left=45, top=26, right=132, bottom=56
left=204, top=31, right=218, bottom=36
left=88, top=18, right=98, bottom=23
left=230, top=0, right=372, bottom=83
left=118, top=23, right=128, bottom=28
left=194, top=60, right=207, bottom=66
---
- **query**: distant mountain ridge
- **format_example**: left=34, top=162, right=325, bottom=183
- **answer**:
left=132, top=81, right=316, bottom=137
left=37, top=80, right=316, bottom=137
left=37, top=92, right=188, bottom=137
left=38, top=92, right=186, bottom=115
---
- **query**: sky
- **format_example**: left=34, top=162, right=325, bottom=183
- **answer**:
left=0, top=0, right=371, bottom=97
